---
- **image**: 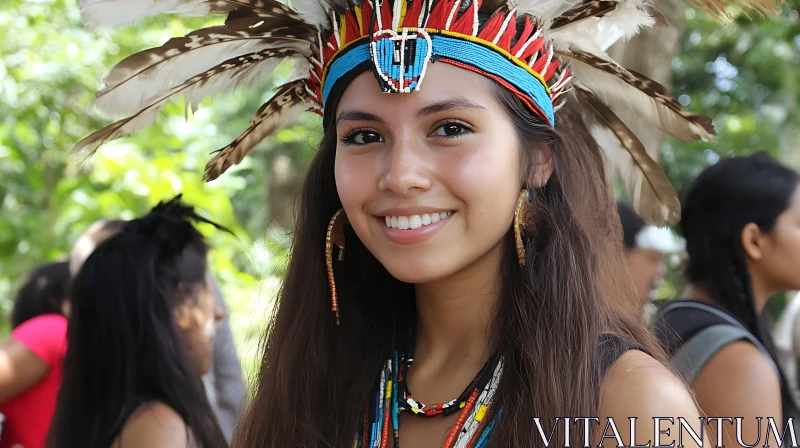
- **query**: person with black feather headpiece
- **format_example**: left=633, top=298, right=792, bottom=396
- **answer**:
left=48, top=196, right=231, bottom=448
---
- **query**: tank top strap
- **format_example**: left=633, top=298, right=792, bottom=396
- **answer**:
left=599, top=333, right=650, bottom=377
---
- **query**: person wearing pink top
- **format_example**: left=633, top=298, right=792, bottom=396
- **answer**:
left=0, top=261, right=70, bottom=448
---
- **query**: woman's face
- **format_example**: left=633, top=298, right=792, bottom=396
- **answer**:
left=175, top=271, right=224, bottom=375
left=751, top=185, right=800, bottom=291
left=334, top=63, right=525, bottom=284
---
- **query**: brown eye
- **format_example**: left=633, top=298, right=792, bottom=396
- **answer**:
left=341, top=129, right=384, bottom=146
left=431, top=121, right=472, bottom=138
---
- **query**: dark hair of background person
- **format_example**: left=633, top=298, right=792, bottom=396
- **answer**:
left=11, top=261, right=71, bottom=329
left=680, top=151, right=800, bottom=416
left=232, top=27, right=662, bottom=447
left=47, top=196, right=229, bottom=448
left=617, top=202, right=646, bottom=250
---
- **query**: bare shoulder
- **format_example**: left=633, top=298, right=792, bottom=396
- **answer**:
left=601, top=350, right=697, bottom=412
left=694, top=340, right=781, bottom=419
left=113, top=402, right=189, bottom=448
left=697, top=340, right=778, bottom=389
left=598, top=350, right=706, bottom=447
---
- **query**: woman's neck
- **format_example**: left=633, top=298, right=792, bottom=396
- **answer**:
left=411, top=242, right=503, bottom=369
left=682, top=279, right=771, bottom=314
left=681, top=283, right=718, bottom=306
left=747, top=270, right=773, bottom=313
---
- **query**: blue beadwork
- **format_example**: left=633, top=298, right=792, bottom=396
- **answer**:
left=372, top=34, right=429, bottom=92
left=322, top=34, right=555, bottom=125
left=323, top=43, right=371, bottom=106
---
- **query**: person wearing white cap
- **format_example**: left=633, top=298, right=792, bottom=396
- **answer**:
left=617, top=202, right=685, bottom=305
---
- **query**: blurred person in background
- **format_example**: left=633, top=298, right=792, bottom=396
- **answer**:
left=48, top=196, right=228, bottom=448
left=201, top=279, right=245, bottom=445
left=652, top=153, right=800, bottom=445
left=0, top=261, right=70, bottom=448
left=617, top=202, right=684, bottom=322
left=772, top=291, right=800, bottom=406
left=69, top=216, right=245, bottom=444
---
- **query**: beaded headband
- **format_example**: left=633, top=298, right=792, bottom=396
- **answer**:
left=309, top=0, right=568, bottom=126
left=74, top=0, right=782, bottom=225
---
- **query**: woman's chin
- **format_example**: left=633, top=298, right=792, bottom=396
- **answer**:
left=380, top=261, right=454, bottom=285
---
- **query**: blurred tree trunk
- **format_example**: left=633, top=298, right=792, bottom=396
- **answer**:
left=780, top=48, right=800, bottom=170
left=267, top=154, right=304, bottom=230
left=608, top=0, right=686, bottom=160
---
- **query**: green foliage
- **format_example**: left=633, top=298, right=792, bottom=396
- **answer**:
left=654, top=2, right=800, bottom=307
left=664, top=1, right=800, bottom=195
left=0, top=0, right=320, bottom=366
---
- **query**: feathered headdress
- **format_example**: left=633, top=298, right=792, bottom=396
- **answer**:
left=74, top=0, right=782, bottom=225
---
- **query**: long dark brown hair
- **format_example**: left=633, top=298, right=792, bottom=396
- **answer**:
left=233, top=60, right=659, bottom=445
left=48, top=197, right=228, bottom=448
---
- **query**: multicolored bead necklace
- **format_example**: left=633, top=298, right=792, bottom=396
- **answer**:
left=353, top=327, right=504, bottom=448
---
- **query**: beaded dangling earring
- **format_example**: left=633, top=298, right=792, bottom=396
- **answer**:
left=326, top=208, right=349, bottom=325
left=514, top=189, right=534, bottom=266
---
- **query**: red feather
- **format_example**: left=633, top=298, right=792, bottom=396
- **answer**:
left=494, top=11, right=516, bottom=49
left=360, top=0, right=374, bottom=32
left=450, top=0, right=482, bottom=34
left=518, top=37, right=544, bottom=62
left=323, top=34, right=337, bottom=62
left=476, top=10, right=505, bottom=41
left=543, top=59, right=561, bottom=81
left=345, top=10, right=360, bottom=41
left=380, top=0, right=392, bottom=31
left=426, top=0, right=458, bottom=29
left=510, top=17, right=535, bottom=55
left=402, top=0, right=424, bottom=27
left=531, top=49, right=551, bottom=74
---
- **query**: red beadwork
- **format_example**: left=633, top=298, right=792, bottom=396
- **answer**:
left=443, top=388, right=480, bottom=448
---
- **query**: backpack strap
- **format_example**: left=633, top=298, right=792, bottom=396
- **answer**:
left=671, top=324, right=763, bottom=384
left=660, top=301, right=779, bottom=385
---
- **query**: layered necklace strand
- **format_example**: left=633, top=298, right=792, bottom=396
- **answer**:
left=354, top=328, right=504, bottom=448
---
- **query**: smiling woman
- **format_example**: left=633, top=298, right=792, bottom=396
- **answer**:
left=72, top=0, right=783, bottom=446
left=237, top=56, right=707, bottom=447
left=334, top=67, right=532, bottom=283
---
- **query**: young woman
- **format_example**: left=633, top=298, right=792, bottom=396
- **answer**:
left=0, top=261, right=70, bottom=448
left=73, top=0, right=773, bottom=445
left=654, top=153, right=800, bottom=445
left=47, top=197, right=228, bottom=448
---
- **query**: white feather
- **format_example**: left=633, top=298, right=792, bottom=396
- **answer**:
left=72, top=50, right=305, bottom=159
left=548, top=0, right=655, bottom=55
left=549, top=28, right=611, bottom=57
left=566, top=56, right=713, bottom=141
left=96, top=31, right=311, bottom=116
left=512, top=0, right=583, bottom=23
left=184, top=56, right=305, bottom=115
left=79, top=0, right=225, bottom=30
left=289, top=0, right=332, bottom=28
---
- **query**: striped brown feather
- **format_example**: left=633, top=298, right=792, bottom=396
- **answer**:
left=204, top=80, right=309, bottom=181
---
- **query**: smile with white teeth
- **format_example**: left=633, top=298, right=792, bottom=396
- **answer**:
left=384, top=211, right=453, bottom=230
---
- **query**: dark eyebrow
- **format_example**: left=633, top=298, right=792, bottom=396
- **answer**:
left=335, top=97, right=487, bottom=124
left=335, top=110, right=385, bottom=125
left=417, top=97, right=488, bottom=117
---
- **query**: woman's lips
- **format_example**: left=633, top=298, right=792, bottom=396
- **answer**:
left=377, top=211, right=454, bottom=245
